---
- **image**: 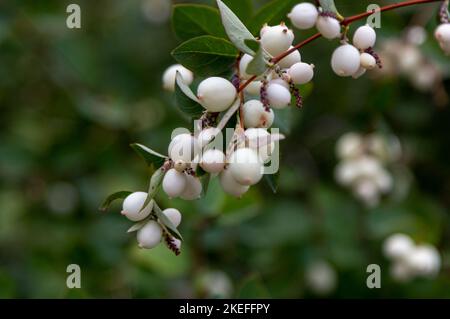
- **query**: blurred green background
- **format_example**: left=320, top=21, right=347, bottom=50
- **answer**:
left=0, top=0, right=449, bottom=298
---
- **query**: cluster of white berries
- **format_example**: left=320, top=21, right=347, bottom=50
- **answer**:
left=335, top=132, right=401, bottom=207
left=121, top=191, right=182, bottom=252
left=383, top=233, right=441, bottom=282
left=435, top=22, right=450, bottom=55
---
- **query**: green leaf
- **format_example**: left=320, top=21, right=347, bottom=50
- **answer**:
left=130, top=143, right=167, bottom=167
left=140, top=168, right=166, bottom=213
left=244, top=40, right=268, bottom=76
left=318, top=0, right=339, bottom=14
left=172, top=35, right=238, bottom=76
left=221, top=0, right=253, bottom=21
left=249, top=0, right=298, bottom=35
left=99, top=191, right=132, bottom=212
left=172, top=4, right=226, bottom=41
left=154, top=202, right=183, bottom=241
left=264, top=172, right=279, bottom=194
left=175, top=71, right=204, bottom=117
left=200, top=173, right=211, bottom=195
left=216, top=0, right=256, bottom=55
left=127, top=217, right=151, bottom=233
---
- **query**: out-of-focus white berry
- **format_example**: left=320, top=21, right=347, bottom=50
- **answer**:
left=390, top=260, right=414, bottom=282
left=434, top=23, right=450, bottom=44
left=406, top=26, right=427, bottom=45
left=244, top=81, right=262, bottom=96
left=354, top=178, right=379, bottom=207
left=122, top=191, right=152, bottom=222
left=336, top=132, right=364, bottom=159
left=245, top=128, right=274, bottom=162
left=197, top=77, right=237, bottom=112
left=168, top=133, right=199, bottom=163
left=406, top=244, right=441, bottom=277
left=335, top=160, right=360, bottom=186
left=278, top=47, right=302, bottom=69
left=219, top=168, right=250, bottom=197
left=162, top=64, right=194, bottom=91
left=288, top=3, right=319, bottom=30
left=260, top=24, right=295, bottom=56
left=162, top=208, right=182, bottom=227
left=316, top=16, right=341, bottom=39
left=374, top=169, right=393, bottom=193
left=331, top=44, right=361, bottom=77
left=398, top=46, right=422, bottom=73
left=353, top=25, right=376, bottom=50
left=199, top=271, right=233, bottom=298
left=200, top=149, right=226, bottom=173
left=288, top=62, right=314, bottom=84
left=137, top=220, right=162, bottom=249
left=267, top=83, right=291, bottom=109
left=411, top=64, right=439, bottom=91
left=197, top=127, right=220, bottom=148
left=360, top=52, right=377, bottom=70
left=162, top=168, right=187, bottom=198
left=305, top=261, right=337, bottom=295
left=180, top=174, right=202, bottom=200
left=239, top=54, right=254, bottom=80
left=383, top=233, right=415, bottom=261
left=229, top=148, right=263, bottom=186
left=243, top=99, right=274, bottom=128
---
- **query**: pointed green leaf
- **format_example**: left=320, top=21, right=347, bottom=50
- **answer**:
left=172, top=4, right=226, bottom=41
left=130, top=143, right=167, bottom=167
left=221, top=0, right=253, bottom=21
left=99, top=191, right=132, bottom=212
left=154, top=202, right=183, bottom=241
left=249, top=0, right=298, bottom=35
left=127, top=218, right=151, bottom=233
left=244, top=40, right=268, bottom=76
left=175, top=71, right=204, bottom=117
left=140, top=169, right=165, bottom=211
left=216, top=0, right=256, bottom=55
left=172, top=35, right=238, bottom=76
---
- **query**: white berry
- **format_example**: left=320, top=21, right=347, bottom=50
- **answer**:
left=162, top=208, right=182, bottom=227
left=278, top=47, right=302, bottom=69
left=162, top=64, right=193, bottom=92
left=406, top=245, right=441, bottom=276
left=243, top=99, right=274, bottom=129
left=353, top=25, right=376, bottom=50
left=336, top=132, right=363, bottom=159
left=137, top=220, right=162, bottom=249
left=316, top=16, right=341, bottom=40
left=162, top=168, right=187, bottom=198
left=289, top=62, right=314, bottom=84
left=434, top=23, right=450, bottom=44
left=267, top=83, right=291, bottom=109
left=200, top=149, right=226, bottom=173
left=288, top=3, right=319, bottom=30
left=244, top=81, right=262, bottom=96
left=331, top=44, right=361, bottom=77
left=360, top=52, right=377, bottom=70
left=260, top=24, right=295, bottom=56
left=245, top=128, right=274, bottom=162
left=219, top=168, right=250, bottom=197
left=197, top=127, right=220, bottom=148
left=269, top=78, right=290, bottom=89
left=197, top=77, right=237, bottom=112
left=383, top=233, right=415, bottom=261
left=121, top=191, right=152, bottom=222
left=180, top=174, right=202, bottom=200
left=229, top=148, right=263, bottom=186
left=168, top=133, right=199, bottom=163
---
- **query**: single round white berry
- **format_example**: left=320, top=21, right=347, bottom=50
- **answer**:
left=162, top=208, right=182, bottom=227
left=200, top=149, right=226, bottom=173
left=239, top=54, right=254, bottom=80
left=278, top=47, right=302, bottom=69
left=289, top=62, right=314, bottom=84
left=197, top=77, right=237, bottom=112
left=267, top=83, right=291, bottom=109
left=244, top=80, right=262, bottom=96
left=121, top=191, right=152, bottom=222
left=353, top=25, right=377, bottom=50
left=336, top=132, right=363, bottom=159
left=383, top=233, right=415, bottom=261
left=288, top=3, right=319, bottom=30
left=162, top=168, right=187, bottom=198
left=335, top=160, right=360, bottom=186
left=331, top=44, right=361, bottom=77
left=219, top=168, right=250, bottom=198
left=354, top=178, right=379, bottom=207
left=245, top=128, right=274, bottom=162
left=197, top=127, right=220, bottom=148
left=243, top=99, right=274, bottom=129
left=137, top=220, right=162, bottom=249
left=269, top=78, right=290, bottom=89
left=434, top=23, right=450, bottom=44
left=260, top=24, right=295, bottom=56
left=360, top=52, right=377, bottom=70
left=305, top=261, right=337, bottom=295
left=180, top=174, right=202, bottom=200
left=229, top=148, right=263, bottom=186
left=406, top=245, right=441, bottom=277
left=162, top=64, right=194, bottom=92
left=316, top=16, right=341, bottom=40
left=168, top=133, right=199, bottom=163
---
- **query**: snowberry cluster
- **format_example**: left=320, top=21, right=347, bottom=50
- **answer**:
left=383, top=233, right=441, bottom=282
left=121, top=191, right=182, bottom=253
left=335, top=132, right=401, bottom=207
